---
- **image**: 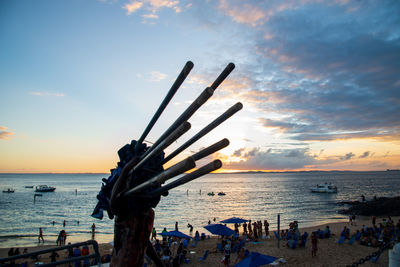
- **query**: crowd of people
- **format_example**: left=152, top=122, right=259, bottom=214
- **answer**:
left=5, top=215, right=400, bottom=266
left=149, top=235, right=190, bottom=266
left=341, top=216, right=400, bottom=248
left=240, top=219, right=270, bottom=240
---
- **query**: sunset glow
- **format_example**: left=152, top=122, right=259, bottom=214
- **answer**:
left=1, top=0, right=399, bottom=173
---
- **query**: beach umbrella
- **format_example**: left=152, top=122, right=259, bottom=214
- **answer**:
left=160, top=230, right=191, bottom=239
left=204, top=223, right=235, bottom=236
left=220, top=217, right=248, bottom=224
left=234, top=252, right=277, bottom=267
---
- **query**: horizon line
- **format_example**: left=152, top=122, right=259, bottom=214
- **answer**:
left=0, top=169, right=398, bottom=175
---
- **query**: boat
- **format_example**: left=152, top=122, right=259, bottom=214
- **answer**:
left=35, top=185, right=56, bottom=192
left=310, top=183, right=337, bottom=193
left=25, top=186, right=34, bottom=188
left=2, top=188, right=15, bottom=193
left=218, top=192, right=226, bottom=196
left=207, top=192, right=215, bottom=196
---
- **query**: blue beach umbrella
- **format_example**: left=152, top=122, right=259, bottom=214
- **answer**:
left=234, top=252, right=277, bottom=267
left=204, top=223, right=235, bottom=236
left=160, top=230, right=191, bottom=239
left=220, top=217, right=248, bottom=224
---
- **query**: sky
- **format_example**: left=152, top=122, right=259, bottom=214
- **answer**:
left=0, top=0, right=399, bottom=173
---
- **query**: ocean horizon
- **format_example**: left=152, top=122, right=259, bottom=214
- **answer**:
left=1, top=171, right=399, bottom=248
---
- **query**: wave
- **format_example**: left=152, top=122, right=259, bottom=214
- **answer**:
left=0, top=234, right=38, bottom=238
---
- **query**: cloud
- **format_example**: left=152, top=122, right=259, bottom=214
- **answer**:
left=148, top=71, right=168, bottom=82
left=218, top=0, right=268, bottom=27
left=340, top=152, right=355, bottom=161
left=123, top=1, right=143, bottom=14
left=0, top=126, right=14, bottom=140
left=142, top=13, right=159, bottom=19
left=201, top=0, right=400, bottom=144
left=359, top=151, right=375, bottom=158
left=226, top=147, right=316, bottom=170
left=123, top=0, right=180, bottom=16
left=30, top=92, right=65, bottom=97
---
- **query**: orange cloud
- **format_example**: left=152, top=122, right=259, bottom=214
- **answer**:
left=0, top=126, right=14, bottom=140
left=123, top=0, right=180, bottom=15
left=218, top=0, right=269, bottom=27
left=123, top=1, right=143, bottom=14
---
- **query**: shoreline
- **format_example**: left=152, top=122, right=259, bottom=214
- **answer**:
left=1, top=216, right=398, bottom=266
left=0, top=215, right=349, bottom=249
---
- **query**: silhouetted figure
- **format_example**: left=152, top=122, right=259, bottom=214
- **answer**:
left=38, top=228, right=44, bottom=243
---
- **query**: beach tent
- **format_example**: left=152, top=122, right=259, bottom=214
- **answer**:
left=234, top=252, right=277, bottom=267
left=204, top=224, right=235, bottom=236
left=220, top=217, right=248, bottom=224
left=160, top=230, right=191, bottom=239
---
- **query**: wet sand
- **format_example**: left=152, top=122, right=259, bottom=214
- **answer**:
left=1, top=216, right=398, bottom=266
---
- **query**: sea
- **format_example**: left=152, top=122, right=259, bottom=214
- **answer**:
left=0, top=171, right=399, bottom=249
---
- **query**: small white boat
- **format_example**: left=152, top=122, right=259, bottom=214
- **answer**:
left=35, top=185, right=56, bottom=192
left=310, top=183, right=337, bottom=193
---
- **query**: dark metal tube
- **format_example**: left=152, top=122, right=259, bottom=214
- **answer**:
left=191, top=138, right=229, bottom=161
left=162, top=102, right=242, bottom=164
left=211, top=62, right=235, bottom=91
left=124, top=157, right=195, bottom=197
left=141, top=63, right=235, bottom=159
left=135, top=61, right=194, bottom=152
left=134, top=121, right=191, bottom=172
left=140, top=87, right=214, bottom=159
left=147, top=160, right=222, bottom=197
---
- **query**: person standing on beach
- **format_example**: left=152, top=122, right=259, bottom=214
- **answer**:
left=91, top=223, right=96, bottom=239
left=60, top=229, right=67, bottom=245
left=57, top=231, right=62, bottom=246
left=311, top=232, right=318, bottom=257
left=248, top=220, right=252, bottom=236
left=38, top=227, right=44, bottom=243
left=175, top=221, right=178, bottom=231
left=264, top=220, right=269, bottom=236
left=151, top=227, right=157, bottom=241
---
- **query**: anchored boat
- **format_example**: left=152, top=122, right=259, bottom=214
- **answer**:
left=310, top=183, right=337, bottom=193
left=35, top=185, right=56, bottom=192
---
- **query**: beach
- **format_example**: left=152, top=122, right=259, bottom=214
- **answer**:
left=1, top=216, right=398, bottom=266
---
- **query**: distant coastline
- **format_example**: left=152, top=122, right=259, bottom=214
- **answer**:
left=217, top=169, right=400, bottom=174
left=0, top=170, right=399, bottom=175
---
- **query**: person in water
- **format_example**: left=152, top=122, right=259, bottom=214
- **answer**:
left=110, top=156, right=165, bottom=267
left=187, top=223, right=193, bottom=233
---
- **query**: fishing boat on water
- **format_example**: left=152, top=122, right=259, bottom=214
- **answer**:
left=2, top=188, right=15, bottom=193
left=310, top=183, right=337, bottom=193
left=35, top=185, right=56, bottom=192
left=218, top=192, right=226, bottom=196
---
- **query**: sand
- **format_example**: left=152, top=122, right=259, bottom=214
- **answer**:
left=1, top=216, right=398, bottom=266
